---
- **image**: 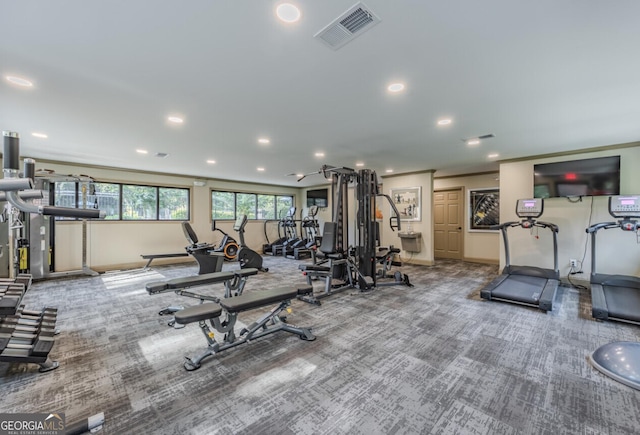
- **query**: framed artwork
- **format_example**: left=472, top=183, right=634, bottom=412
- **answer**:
left=390, top=187, right=421, bottom=221
left=469, top=188, right=500, bottom=231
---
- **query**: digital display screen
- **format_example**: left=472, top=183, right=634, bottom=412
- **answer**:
left=524, top=201, right=535, bottom=208
left=621, top=200, right=635, bottom=205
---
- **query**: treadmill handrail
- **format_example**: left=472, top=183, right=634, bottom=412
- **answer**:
left=492, top=221, right=518, bottom=230
left=499, top=218, right=559, bottom=272
left=535, top=221, right=559, bottom=232
left=586, top=222, right=618, bottom=233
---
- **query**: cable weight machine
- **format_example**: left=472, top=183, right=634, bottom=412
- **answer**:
left=302, top=165, right=404, bottom=294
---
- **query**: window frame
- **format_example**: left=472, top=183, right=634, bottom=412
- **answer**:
left=52, top=181, right=191, bottom=222
left=211, top=190, right=294, bottom=221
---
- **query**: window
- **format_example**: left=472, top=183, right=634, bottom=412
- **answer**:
left=88, top=183, right=120, bottom=220
left=257, top=195, right=275, bottom=219
left=54, top=182, right=76, bottom=208
left=122, top=185, right=157, bottom=220
left=212, top=191, right=293, bottom=220
left=277, top=195, right=294, bottom=219
left=159, top=187, right=189, bottom=220
left=236, top=193, right=257, bottom=219
left=51, top=181, right=189, bottom=221
left=212, top=191, right=235, bottom=220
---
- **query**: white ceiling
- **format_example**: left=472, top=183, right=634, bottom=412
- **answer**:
left=1, top=1, right=639, bottom=187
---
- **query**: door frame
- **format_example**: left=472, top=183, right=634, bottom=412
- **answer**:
left=432, top=186, right=465, bottom=260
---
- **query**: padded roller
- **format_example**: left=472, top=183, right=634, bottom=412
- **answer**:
left=174, top=303, right=223, bottom=325
left=219, top=287, right=300, bottom=313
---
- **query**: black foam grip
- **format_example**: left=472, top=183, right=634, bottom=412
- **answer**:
left=42, top=206, right=101, bottom=219
left=3, top=134, right=20, bottom=170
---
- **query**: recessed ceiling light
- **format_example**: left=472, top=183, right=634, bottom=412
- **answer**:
left=167, top=116, right=184, bottom=124
left=296, top=173, right=304, bottom=177
left=276, top=3, right=301, bottom=23
left=257, top=167, right=265, bottom=172
left=437, top=119, right=452, bottom=126
left=258, top=138, right=270, bottom=144
left=355, top=162, right=365, bottom=167
left=206, top=159, right=216, bottom=164
left=467, top=139, right=480, bottom=146
left=136, top=149, right=148, bottom=154
left=32, top=132, right=48, bottom=139
left=385, top=169, right=393, bottom=173
left=387, top=83, right=405, bottom=93
left=6, top=75, right=33, bottom=87
left=488, top=153, right=499, bottom=159
left=314, top=152, right=325, bottom=157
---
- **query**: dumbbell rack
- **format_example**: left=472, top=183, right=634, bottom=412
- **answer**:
left=0, top=274, right=59, bottom=372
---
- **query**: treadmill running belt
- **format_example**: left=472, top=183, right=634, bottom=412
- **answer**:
left=604, top=285, right=640, bottom=323
left=491, top=274, right=548, bottom=305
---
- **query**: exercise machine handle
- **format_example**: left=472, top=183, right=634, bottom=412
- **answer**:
left=379, top=193, right=401, bottom=232
left=586, top=222, right=618, bottom=233
left=42, top=206, right=104, bottom=219
left=535, top=221, right=559, bottom=233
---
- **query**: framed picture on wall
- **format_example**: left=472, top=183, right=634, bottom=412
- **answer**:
left=469, top=188, right=500, bottom=231
left=390, top=187, right=421, bottom=221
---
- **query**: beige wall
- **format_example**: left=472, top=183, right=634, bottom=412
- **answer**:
left=433, top=172, right=500, bottom=264
left=499, top=145, right=640, bottom=279
left=381, top=171, right=434, bottom=265
left=25, top=161, right=300, bottom=271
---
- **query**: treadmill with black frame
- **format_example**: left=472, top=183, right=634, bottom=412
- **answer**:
left=480, top=198, right=560, bottom=312
left=587, top=194, right=640, bottom=390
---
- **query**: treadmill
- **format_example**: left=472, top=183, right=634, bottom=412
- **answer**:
left=586, top=195, right=640, bottom=324
left=480, top=198, right=560, bottom=312
left=587, top=195, right=640, bottom=390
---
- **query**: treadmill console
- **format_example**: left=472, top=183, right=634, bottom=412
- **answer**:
left=516, top=198, right=543, bottom=218
left=609, top=195, right=640, bottom=218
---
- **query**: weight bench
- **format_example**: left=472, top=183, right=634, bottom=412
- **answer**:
left=146, top=268, right=259, bottom=326
left=174, top=286, right=315, bottom=371
left=140, top=252, right=190, bottom=270
left=297, top=222, right=355, bottom=305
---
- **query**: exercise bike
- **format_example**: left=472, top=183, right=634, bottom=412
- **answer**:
left=211, top=220, right=240, bottom=261
left=234, top=215, right=269, bottom=272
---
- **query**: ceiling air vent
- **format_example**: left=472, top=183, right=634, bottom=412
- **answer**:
left=314, top=2, right=381, bottom=50
left=155, top=152, right=169, bottom=158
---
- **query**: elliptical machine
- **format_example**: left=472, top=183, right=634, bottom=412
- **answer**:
left=235, top=215, right=269, bottom=272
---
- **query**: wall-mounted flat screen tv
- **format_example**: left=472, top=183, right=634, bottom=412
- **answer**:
left=306, top=188, right=328, bottom=207
left=533, top=156, right=620, bottom=198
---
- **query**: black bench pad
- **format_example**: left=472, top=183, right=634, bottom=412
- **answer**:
left=220, top=287, right=312, bottom=313
left=141, top=253, right=189, bottom=260
left=299, top=265, right=330, bottom=272
left=168, top=269, right=258, bottom=288
left=175, top=303, right=223, bottom=324
left=146, top=269, right=259, bottom=294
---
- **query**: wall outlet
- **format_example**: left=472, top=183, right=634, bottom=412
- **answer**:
left=570, top=259, right=578, bottom=267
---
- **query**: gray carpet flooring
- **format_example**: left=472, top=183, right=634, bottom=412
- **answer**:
left=2, top=256, right=640, bottom=434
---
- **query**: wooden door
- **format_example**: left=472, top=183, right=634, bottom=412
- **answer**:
left=433, top=188, right=463, bottom=259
